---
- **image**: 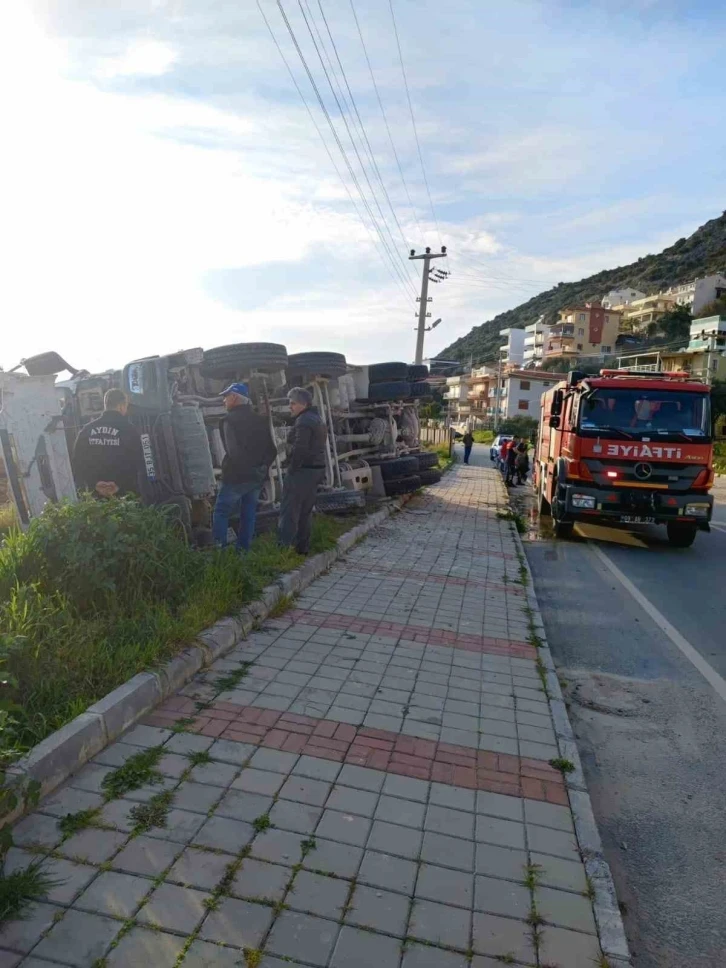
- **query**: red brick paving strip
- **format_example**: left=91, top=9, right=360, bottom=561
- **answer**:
left=145, top=700, right=567, bottom=806
left=345, top=563, right=525, bottom=597
left=282, top=610, right=535, bottom=660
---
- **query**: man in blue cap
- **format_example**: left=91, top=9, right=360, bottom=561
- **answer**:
left=212, top=383, right=277, bottom=552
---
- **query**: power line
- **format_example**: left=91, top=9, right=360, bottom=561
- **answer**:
left=349, top=0, right=423, bottom=243
left=389, top=0, right=442, bottom=246
left=270, top=0, right=415, bottom=301
left=293, top=0, right=416, bottom=296
left=317, top=0, right=415, bottom=269
left=257, top=0, right=409, bottom=301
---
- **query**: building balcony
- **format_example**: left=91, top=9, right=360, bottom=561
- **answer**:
left=550, top=324, right=575, bottom=337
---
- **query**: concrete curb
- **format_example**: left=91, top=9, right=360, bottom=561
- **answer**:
left=2, top=497, right=409, bottom=828
left=510, top=517, right=633, bottom=967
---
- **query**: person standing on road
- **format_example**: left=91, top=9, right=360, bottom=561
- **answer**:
left=499, top=436, right=509, bottom=473
left=278, top=387, right=328, bottom=555
left=212, top=382, right=277, bottom=552
left=505, top=437, right=518, bottom=486
left=462, top=430, right=474, bottom=464
left=515, top=440, right=530, bottom=485
left=72, top=388, right=144, bottom=498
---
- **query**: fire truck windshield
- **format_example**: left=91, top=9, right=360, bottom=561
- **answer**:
left=579, top=388, right=710, bottom=440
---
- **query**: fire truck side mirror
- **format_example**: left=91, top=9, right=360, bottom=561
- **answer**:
left=549, top=415, right=561, bottom=429
left=551, top=389, right=564, bottom=416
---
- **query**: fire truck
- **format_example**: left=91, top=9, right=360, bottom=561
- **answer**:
left=534, top=369, right=714, bottom=547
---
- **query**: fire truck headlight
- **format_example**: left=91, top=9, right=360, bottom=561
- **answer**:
left=572, top=494, right=596, bottom=509
left=685, top=503, right=709, bottom=516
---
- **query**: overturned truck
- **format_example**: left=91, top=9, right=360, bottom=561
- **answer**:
left=1, top=343, right=436, bottom=538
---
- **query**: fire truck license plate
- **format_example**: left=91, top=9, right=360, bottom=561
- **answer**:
left=619, top=514, right=655, bottom=524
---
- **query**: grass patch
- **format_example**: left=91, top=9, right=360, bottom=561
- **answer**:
left=252, top=813, right=272, bottom=834
left=58, top=807, right=100, bottom=838
left=714, top=441, right=726, bottom=475
left=244, top=948, right=263, bottom=967
left=187, top=750, right=212, bottom=767
left=214, top=663, right=253, bottom=693
left=472, top=430, right=495, bottom=444
left=129, top=789, right=174, bottom=833
left=102, top=746, right=164, bottom=800
left=549, top=757, right=576, bottom=774
left=0, top=497, right=352, bottom=766
left=0, top=504, right=18, bottom=538
left=0, top=859, right=59, bottom=924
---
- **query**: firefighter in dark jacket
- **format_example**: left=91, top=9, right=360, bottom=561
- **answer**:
left=278, top=387, right=328, bottom=555
left=212, top=382, right=277, bottom=552
left=72, top=389, right=143, bottom=498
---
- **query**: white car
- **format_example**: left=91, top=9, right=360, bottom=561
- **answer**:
left=490, top=434, right=513, bottom=462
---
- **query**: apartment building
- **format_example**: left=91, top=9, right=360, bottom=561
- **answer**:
left=499, top=327, right=525, bottom=367
left=496, top=369, right=565, bottom=419
left=523, top=316, right=550, bottom=368
left=444, top=373, right=472, bottom=424
left=621, top=294, right=677, bottom=331
left=616, top=316, right=726, bottom=383
left=661, top=274, right=726, bottom=315
left=602, top=287, right=646, bottom=309
left=544, top=303, right=621, bottom=360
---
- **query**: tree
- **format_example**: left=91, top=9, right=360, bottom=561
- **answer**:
left=658, top=304, right=692, bottom=343
left=695, top=295, right=726, bottom=320
left=710, top=380, right=726, bottom=430
left=419, top=401, right=442, bottom=419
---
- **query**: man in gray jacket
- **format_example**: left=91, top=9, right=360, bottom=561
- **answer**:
left=278, top=387, right=328, bottom=555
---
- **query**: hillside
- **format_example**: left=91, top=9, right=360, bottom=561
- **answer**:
left=438, top=210, right=726, bottom=363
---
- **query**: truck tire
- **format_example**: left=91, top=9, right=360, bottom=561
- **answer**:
left=419, top=468, right=442, bottom=486
left=384, top=474, right=421, bottom=496
left=368, top=362, right=408, bottom=384
left=380, top=456, right=419, bottom=480
left=287, top=352, right=347, bottom=380
left=368, top=381, right=410, bottom=402
left=537, top=475, right=551, bottom=515
left=416, top=451, right=439, bottom=470
left=202, top=342, right=288, bottom=377
left=408, top=381, right=431, bottom=398
left=407, top=364, right=429, bottom=381
left=315, top=489, right=366, bottom=512
left=666, top=521, right=697, bottom=548
left=551, top=479, right=573, bottom=538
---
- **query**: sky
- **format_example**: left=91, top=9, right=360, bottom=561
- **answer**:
left=1, top=0, right=725, bottom=374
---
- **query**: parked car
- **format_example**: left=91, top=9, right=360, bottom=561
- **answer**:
left=490, top=434, right=513, bottom=462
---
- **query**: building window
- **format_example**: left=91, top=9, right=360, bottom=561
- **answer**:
left=518, top=400, right=529, bottom=410
left=602, top=345, right=611, bottom=353
left=578, top=328, right=584, bottom=336
left=577, top=343, right=583, bottom=350
left=605, top=315, right=610, bottom=323
left=520, top=380, right=530, bottom=390
left=579, top=313, right=586, bottom=321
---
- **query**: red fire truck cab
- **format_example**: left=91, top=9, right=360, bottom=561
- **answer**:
left=534, top=369, right=714, bottom=547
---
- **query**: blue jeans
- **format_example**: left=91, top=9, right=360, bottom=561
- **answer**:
left=464, top=445, right=472, bottom=464
left=212, top=482, right=261, bottom=551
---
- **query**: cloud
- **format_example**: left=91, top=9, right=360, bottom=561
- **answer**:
left=96, top=39, right=178, bottom=78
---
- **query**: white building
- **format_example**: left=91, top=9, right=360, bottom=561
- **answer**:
left=660, top=274, right=726, bottom=315
left=444, top=373, right=472, bottom=423
left=523, top=316, right=550, bottom=368
left=495, top=369, right=565, bottom=420
left=499, top=327, right=525, bottom=367
left=602, top=287, right=646, bottom=309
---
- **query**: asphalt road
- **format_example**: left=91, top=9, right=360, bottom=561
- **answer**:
left=513, top=458, right=726, bottom=968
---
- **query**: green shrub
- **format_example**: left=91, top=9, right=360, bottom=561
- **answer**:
left=0, top=497, right=349, bottom=760
left=472, top=430, right=494, bottom=444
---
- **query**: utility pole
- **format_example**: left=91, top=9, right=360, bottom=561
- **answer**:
left=494, top=349, right=503, bottom=432
left=410, top=246, right=447, bottom=364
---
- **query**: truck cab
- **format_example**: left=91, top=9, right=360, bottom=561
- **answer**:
left=534, top=369, right=714, bottom=547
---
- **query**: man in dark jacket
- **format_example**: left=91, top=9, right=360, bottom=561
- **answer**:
left=73, top=389, right=143, bottom=498
left=213, top=382, right=277, bottom=551
left=278, top=387, right=328, bottom=555
left=462, top=430, right=474, bottom=464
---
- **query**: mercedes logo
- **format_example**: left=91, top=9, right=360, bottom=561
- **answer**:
left=634, top=462, right=652, bottom=481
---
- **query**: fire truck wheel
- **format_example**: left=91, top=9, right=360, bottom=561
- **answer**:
left=537, top=478, right=551, bottom=515
left=666, top=522, right=697, bottom=548
left=553, top=517, right=574, bottom=539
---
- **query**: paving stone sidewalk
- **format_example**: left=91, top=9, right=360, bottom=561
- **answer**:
left=1, top=461, right=606, bottom=967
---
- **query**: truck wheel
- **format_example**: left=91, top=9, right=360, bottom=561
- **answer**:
left=202, top=342, right=288, bottom=377
left=416, top=451, right=439, bottom=471
left=666, top=522, right=697, bottom=548
left=553, top=517, right=574, bottom=538
left=368, top=362, right=408, bottom=383
left=367, top=380, right=411, bottom=402
left=538, top=477, right=551, bottom=515
left=287, top=352, right=347, bottom=380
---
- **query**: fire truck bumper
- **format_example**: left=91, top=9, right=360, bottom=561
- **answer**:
left=561, top=485, right=714, bottom=528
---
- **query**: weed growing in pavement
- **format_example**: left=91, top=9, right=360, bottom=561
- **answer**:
left=535, top=655, right=550, bottom=699
left=523, top=863, right=544, bottom=890
left=0, top=860, right=59, bottom=924
left=549, top=757, right=575, bottom=774
left=57, top=808, right=101, bottom=837
left=252, top=813, right=272, bottom=834
left=495, top=956, right=516, bottom=965
left=595, top=956, right=614, bottom=968
left=584, top=876, right=596, bottom=901
left=244, top=949, right=263, bottom=968
left=187, top=750, right=212, bottom=767
left=300, top=837, right=317, bottom=855
left=171, top=717, right=196, bottom=734
left=497, top=510, right=526, bottom=534
left=269, top=594, right=296, bottom=619
left=214, top=663, right=253, bottom=693
left=102, top=746, right=164, bottom=800
left=129, top=789, right=174, bottom=833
